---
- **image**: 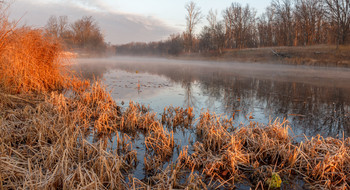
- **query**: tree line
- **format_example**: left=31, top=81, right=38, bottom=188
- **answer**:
left=45, top=16, right=106, bottom=53
left=116, top=0, right=350, bottom=56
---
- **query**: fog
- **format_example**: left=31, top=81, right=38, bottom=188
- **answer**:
left=73, top=56, right=350, bottom=90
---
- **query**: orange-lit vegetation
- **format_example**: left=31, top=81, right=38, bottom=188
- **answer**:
left=0, top=24, right=73, bottom=93
left=1, top=6, right=350, bottom=190
left=162, top=106, right=194, bottom=129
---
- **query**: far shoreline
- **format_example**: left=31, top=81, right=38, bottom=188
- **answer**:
left=110, top=45, right=350, bottom=68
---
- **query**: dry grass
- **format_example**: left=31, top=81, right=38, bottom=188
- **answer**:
left=215, top=45, right=350, bottom=67
left=48, top=81, right=121, bottom=133
left=1, top=7, right=349, bottom=189
left=145, top=121, right=175, bottom=160
left=0, top=5, right=85, bottom=94
left=180, top=115, right=350, bottom=189
left=0, top=95, right=133, bottom=189
left=119, top=102, right=156, bottom=136
left=0, top=27, right=74, bottom=93
left=162, top=106, right=194, bottom=129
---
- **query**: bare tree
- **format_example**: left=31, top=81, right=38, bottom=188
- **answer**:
left=223, top=3, right=257, bottom=49
left=45, top=15, right=69, bottom=39
left=70, top=16, right=105, bottom=51
left=207, top=9, right=217, bottom=29
left=58, top=16, right=69, bottom=38
left=45, top=16, right=58, bottom=38
left=257, top=7, right=276, bottom=47
left=198, top=9, right=224, bottom=53
left=271, top=0, right=294, bottom=46
left=324, top=0, right=350, bottom=46
left=294, top=0, right=325, bottom=46
left=185, top=1, right=202, bottom=52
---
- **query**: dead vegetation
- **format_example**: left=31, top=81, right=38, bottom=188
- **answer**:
left=1, top=7, right=349, bottom=190
left=162, top=106, right=194, bottom=129
left=217, top=45, right=350, bottom=67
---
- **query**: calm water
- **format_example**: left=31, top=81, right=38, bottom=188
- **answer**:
left=73, top=56, right=350, bottom=138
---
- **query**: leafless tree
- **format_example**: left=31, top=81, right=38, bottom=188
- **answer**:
left=223, top=3, right=257, bottom=49
left=324, top=0, right=350, bottom=46
left=207, top=9, right=217, bottom=30
left=58, top=16, right=69, bottom=38
left=271, top=0, right=295, bottom=46
left=294, top=0, right=325, bottom=45
left=197, top=9, right=225, bottom=53
left=257, top=7, right=276, bottom=47
left=45, top=15, right=69, bottom=39
left=46, top=16, right=59, bottom=38
left=70, top=16, right=105, bottom=50
left=185, top=1, right=202, bottom=52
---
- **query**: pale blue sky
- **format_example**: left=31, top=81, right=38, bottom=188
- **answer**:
left=10, top=0, right=271, bottom=44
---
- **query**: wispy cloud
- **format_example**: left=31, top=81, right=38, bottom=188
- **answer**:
left=9, top=0, right=181, bottom=44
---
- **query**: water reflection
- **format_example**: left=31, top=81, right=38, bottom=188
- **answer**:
left=72, top=56, right=350, bottom=138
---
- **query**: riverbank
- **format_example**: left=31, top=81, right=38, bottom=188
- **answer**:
left=171, top=45, right=350, bottom=68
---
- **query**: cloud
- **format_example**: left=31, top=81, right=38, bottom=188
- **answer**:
left=9, top=0, right=181, bottom=44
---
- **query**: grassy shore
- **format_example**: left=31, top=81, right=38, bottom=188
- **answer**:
left=1, top=14, right=350, bottom=190
left=178, top=45, right=350, bottom=67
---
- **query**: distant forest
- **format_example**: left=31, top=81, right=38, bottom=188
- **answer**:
left=116, top=0, right=350, bottom=56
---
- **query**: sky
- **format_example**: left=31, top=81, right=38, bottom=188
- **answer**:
left=9, top=0, right=271, bottom=45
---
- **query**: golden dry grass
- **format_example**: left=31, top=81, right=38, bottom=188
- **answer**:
left=0, top=28, right=72, bottom=93
left=1, top=7, right=349, bottom=190
left=0, top=94, right=134, bottom=189
left=0, top=5, right=86, bottom=94
left=162, top=106, right=194, bottom=129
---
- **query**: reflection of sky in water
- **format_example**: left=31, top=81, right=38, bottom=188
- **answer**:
left=103, top=70, right=266, bottom=125
left=74, top=57, right=350, bottom=139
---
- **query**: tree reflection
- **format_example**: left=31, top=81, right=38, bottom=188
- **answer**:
left=183, top=82, right=197, bottom=108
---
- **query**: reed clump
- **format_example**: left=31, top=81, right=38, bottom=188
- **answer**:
left=162, top=106, right=194, bottom=129
left=0, top=27, right=75, bottom=94
left=119, top=102, right=156, bottom=136
left=0, top=96, right=134, bottom=189
left=145, top=121, right=175, bottom=160
left=173, top=113, right=350, bottom=189
left=296, top=136, right=350, bottom=189
left=48, top=81, right=122, bottom=133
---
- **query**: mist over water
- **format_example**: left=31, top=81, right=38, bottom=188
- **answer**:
left=72, top=56, right=350, bottom=138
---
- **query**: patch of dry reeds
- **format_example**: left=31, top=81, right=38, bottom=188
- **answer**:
left=48, top=81, right=121, bottom=133
left=145, top=121, right=175, bottom=160
left=2, top=90, right=349, bottom=189
left=0, top=4, right=86, bottom=94
left=0, top=27, right=74, bottom=93
left=119, top=102, right=156, bottom=136
left=162, top=106, right=194, bottom=129
left=181, top=115, right=350, bottom=189
left=0, top=96, right=134, bottom=189
left=296, top=136, right=350, bottom=189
